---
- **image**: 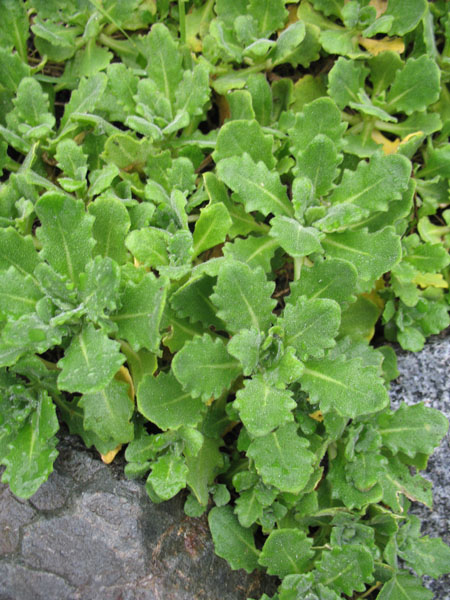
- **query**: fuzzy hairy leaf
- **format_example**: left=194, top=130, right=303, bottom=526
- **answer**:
left=0, top=228, right=40, bottom=277
left=288, top=258, right=357, bottom=305
left=112, top=273, right=167, bottom=353
left=227, top=328, right=262, bottom=376
left=213, top=119, right=275, bottom=169
left=234, top=375, right=296, bottom=438
left=217, top=153, right=293, bottom=217
left=399, top=536, right=450, bottom=579
left=79, top=379, right=134, bottom=444
left=329, top=153, right=411, bottom=212
left=302, top=357, right=389, bottom=417
left=387, top=56, right=440, bottom=115
left=1, top=392, right=58, bottom=499
left=193, top=202, right=232, bottom=257
left=172, top=334, right=241, bottom=401
left=247, top=423, right=315, bottom=494
left=377, top=572, right=433, bottom=600
left=185, top=437, right=224, bottom=506
left=138, top=370, right=205, bottom=430
left=322, top=227, right=401, bottom=290
left=377, top=402, right=449, bottom=458
left=279, top=296, right=341, bottom=361
left=57, top=324, right=125, bottom=394
left=212, top=261, right=276, bottom=333
left=270, top=217, right=323, bottom=258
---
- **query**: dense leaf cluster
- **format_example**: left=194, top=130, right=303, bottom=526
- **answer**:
left=1, top=1, right=450, bottom=598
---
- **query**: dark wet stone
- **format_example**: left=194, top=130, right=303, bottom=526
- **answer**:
left=0, top=432, right=276, bottom=600
left=0, top=487, right=35, bottom=554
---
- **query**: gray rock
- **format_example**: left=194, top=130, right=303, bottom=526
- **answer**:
left=389, top=334, right=450, bottom=600
left=1, top=335, right=448, bottom=600
left=0, top=434, right=276, bottom=600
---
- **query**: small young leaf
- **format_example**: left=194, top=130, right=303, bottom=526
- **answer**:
left=112, top=273, right=167, bottom=353
left=185, top=437, right=224, bottom=506
left=288, top=258, right=357, bottom=305
left=317, top=545, right=374, bottom=595
left=147, top=452, right=188, bottom=501
left=258, top=529, right=314, bottom=577
left=289, top=97, right=346, bottom=155
left=59, top=73, right=107, bottom=131
left=89, top=201, right=130, bottom=262
left=295, top=134, right=341, bottom=196
left=227, top=328, right=262, bottom=376
left=213, top=120, right=275, bottom=170
left=35, top=193, right=95, bottom=285
left=79, top=379, right=134, bottom=444
left=193, top=202, right=232, bottom=257
left=208, top=505, right=260, bottom=573
left=328, top=58, right=369, bottom=109
left=137, top=370, right=205, bottom=430
left=270, top=217, right=323, bottom=258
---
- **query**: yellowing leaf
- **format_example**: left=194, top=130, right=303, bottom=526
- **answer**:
left=115, top=365, right=135, bottom=403
left=412, top=272, right=448, bottom=289
left=371, top=130, right=400, bottom=155
left=101, top=444, right=122, bottom=464
left=359, top=36, right=404, bottom=56
left=309, top=410, right=324, bottom=422
left=369, top=0, right=388, bottom=17
left=400, top=131, right=424, bottom=146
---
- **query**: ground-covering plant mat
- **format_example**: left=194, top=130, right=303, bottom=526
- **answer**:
left=1, top=1, right=450, bottom=598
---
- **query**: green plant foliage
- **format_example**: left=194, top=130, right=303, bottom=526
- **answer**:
left=0, top=1, right=449, bottom=597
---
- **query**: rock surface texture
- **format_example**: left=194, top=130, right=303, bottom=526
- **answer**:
left=0, top=433, right=276, bottom=600
left=0, top=335, right=449, bottom=600
left=389, top=334, right=450, bottom=600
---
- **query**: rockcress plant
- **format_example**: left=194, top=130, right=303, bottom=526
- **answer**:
left=1, top=1, right=450, bottom=598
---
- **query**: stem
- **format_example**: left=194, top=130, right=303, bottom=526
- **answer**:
left=361, top=117, right=375, bottom=145
left=178, top=0, right=186, bottom=45
left=30, top=55, right=48, bottom=75
left=37, top=357, right=60, bottom=371
left=293, top=257, right=304, bottom=282
left=357, top=582, right=382, bottom=598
